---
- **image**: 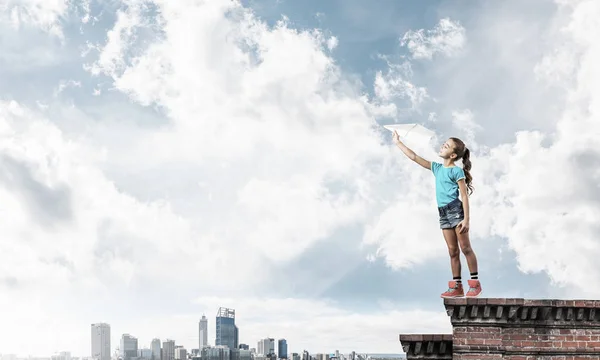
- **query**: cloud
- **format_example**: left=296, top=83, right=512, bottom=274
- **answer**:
left=450, top=109, right=481, bottom=150
left=400, top=18, right=466, bottom=60
left=373, top=59, right=429, bottom=113
left=0, top=0, right=90, bottom=38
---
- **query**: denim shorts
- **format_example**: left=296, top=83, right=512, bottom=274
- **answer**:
left=438, top=198, right=464, bottom=229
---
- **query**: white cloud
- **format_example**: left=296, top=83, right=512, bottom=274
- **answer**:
left=450, top=109, right=481, bottom=150
left=373, top=60, right=429, bottom=111
left=400, top=18, right=466, bottom=60
left=327, top=36, right=339, bottom=51
left=0, top=0, right=89, bottom=38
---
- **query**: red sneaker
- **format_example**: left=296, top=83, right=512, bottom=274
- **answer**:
left=440, top=280, right=464, bottom=298
left=465, top=279, right=482, bottom=297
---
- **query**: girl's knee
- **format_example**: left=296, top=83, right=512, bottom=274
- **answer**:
left=461, top=246, right=473, bottom=255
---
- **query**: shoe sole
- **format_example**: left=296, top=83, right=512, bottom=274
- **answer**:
left=465, top=289, right=482, bottom=298
left=441, top=290, right=483, bottom=299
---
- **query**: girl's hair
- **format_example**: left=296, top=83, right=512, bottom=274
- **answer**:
left=449, top=137, right=473, bottom=195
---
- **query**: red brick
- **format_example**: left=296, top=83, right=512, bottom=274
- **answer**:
left=405, top=297, right=600, bottom=359
left=454, top=355, right=502, bottom=360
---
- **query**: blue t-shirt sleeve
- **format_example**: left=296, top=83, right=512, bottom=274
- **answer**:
left=431, top=162, right=441, bottom=175
left=453, top=166, right=466, bottom=182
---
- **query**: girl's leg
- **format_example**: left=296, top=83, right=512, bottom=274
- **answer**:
left=442, top=229, right=461, bottom=278
left=455, top=228, right=478, bottom=274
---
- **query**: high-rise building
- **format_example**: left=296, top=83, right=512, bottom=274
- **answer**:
left=163, top=340, right=176, bottom=360
left=199, top=315, right=208, bottom=349
left=121, top=334, right=139, bottom=360
left=151, top=339, right=161, bottom=360
left=277, top=339, right=287, bottom=359
left=202, top=346, right=230, bottom=360
left=175, top=347, right=187, bottom=360
left=138, top=349, right=152, bottom=359
left=231, top=349, right=252, bottom=360
left=91, top=323, right=111, bottom=360
left=258, top=338, right=274, bottom=356
left=215, top=307, right=238, bottom=349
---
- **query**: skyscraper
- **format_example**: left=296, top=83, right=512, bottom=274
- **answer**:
left=174, top=347, right=187, bottom=360
left=91, top=323, right=111, bottom=360
left=162, top=340, right=175, bottom=360
left=277, top=339, right=287, bottom=359
left=258, top=338, right=274, bottom=356
left=215, top=307, right=238, bottom=349
left=199, top=314, right=208, bottom=349
left=120, top=334, right=139, bottom=360
left=151, top=339, right=161, bottom=360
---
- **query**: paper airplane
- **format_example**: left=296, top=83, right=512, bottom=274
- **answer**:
left=383, top=123, right=435, bottom=143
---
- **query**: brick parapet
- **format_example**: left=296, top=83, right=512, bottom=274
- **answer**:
left=444, top=298, right=600, bottom=358
left=444, top=298, right=600, bottom=327
left=398, top=334, right=453, bottom=359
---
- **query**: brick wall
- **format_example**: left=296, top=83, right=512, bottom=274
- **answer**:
left=399, top=334, right=452, bottom=360
left=400, top=298, right=600, bottom=359
left=448, top=298, right=600, bottom=359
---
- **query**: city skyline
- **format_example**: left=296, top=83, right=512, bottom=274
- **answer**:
left=83, top=308, right=297, bottom=359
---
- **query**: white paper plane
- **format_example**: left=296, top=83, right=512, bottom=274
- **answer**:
left=383, top=123, right=435, bottom=143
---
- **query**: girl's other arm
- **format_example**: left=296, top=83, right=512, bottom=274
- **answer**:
left=392, top=130, right=431, bottom=170
left=457, top=179, right=470, bottom=233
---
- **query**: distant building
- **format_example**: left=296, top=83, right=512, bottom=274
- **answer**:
left=202, top=346, right=230, bottom=360
left=138, top=349, right=152, bottom=359
left=91, top=323, right=111, bottom=360
left=190, top=349, right=201, bottom=357
left=151, top=339, right=161, bottom=360
left=230, top=348, right=252, bottom=360
left=174, top=347, right=187, bottom=360
left=121, top=334, right=139, bottom=360
left=239, top=344, right=249, bottom=350
left=162, top=340, right=176, bottom=360
left=215, top=307, right=238, bottom=349
left=257, top=338, right=274, bottom=356
left=277, top=339, right=287, bottom=359
left=199, top=315, right=209, bottom=349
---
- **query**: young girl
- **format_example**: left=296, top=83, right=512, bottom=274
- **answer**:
left=392, top=130, right=481, bottom=298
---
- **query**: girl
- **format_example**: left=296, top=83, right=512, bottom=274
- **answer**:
left=392, top=130, right=481, bottom=298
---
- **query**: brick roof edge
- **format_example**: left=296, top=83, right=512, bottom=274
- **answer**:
left=444, top=297, right=600, bottom=327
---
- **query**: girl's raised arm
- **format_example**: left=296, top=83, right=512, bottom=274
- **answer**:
left=392, top=130, right=431, bottom=170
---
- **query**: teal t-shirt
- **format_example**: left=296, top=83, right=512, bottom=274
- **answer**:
left=431, top=162, right=466, bottom=207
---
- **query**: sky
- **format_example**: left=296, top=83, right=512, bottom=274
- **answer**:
left=1, top=0, right=600, bottom=357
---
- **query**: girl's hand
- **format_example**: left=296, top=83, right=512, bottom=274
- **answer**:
left=393, top=130, right=400, bottom=144
left=457, top=219, right=469, bottom=234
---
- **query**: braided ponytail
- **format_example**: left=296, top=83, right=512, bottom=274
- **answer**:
left=462, top=148, right=473, bottom=195
left=449, top=137, right=474, bottom=195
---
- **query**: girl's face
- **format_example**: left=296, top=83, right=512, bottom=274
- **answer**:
left=438, top=139, right=457, bottom=159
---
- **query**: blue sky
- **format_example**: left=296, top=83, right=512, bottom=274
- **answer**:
left=1, top=0, right=599, bottom=357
